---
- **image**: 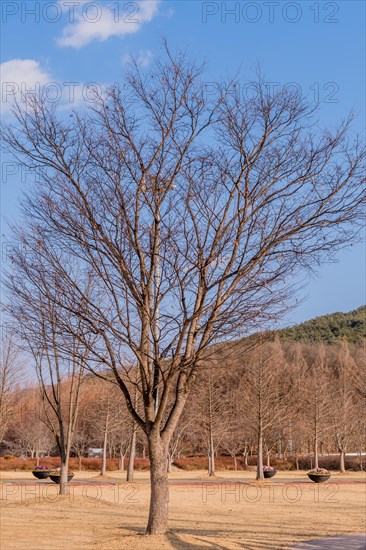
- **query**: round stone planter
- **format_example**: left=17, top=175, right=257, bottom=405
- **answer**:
left=32, top=470, right=50, bottom=480
left=263, top=469, right=276, bottom=478
left=49, top=474, right=74, bottom=484
left=307, top=473, right=330, bottom=483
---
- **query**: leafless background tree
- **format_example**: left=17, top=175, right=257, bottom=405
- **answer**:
left=0, top=333, right=23, bottom=444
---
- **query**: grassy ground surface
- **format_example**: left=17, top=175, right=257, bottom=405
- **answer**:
left=1, top=470, right=365, bottom=549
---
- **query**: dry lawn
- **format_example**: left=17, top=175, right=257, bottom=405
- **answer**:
left=0, top=470, right=365, bottom=549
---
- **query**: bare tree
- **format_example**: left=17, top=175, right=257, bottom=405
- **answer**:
left=15, top=406, right=53, bottom=462
left=87, top=381, right=121, bottom=477
left=193, top=366, right=231, bottom=476
left=331, top=341, right=360, bottom=472
left=8, top=289, right=89, bottom=494
left=301, top=345, right=333, bottom=469
left=167, top=418, right=191, bottom=472
left=126, top=382, right=140, bottom=481
left=2, top=44, right=365, bottom=534
left=0, top=333, right=23, bottom=443
left=72, top=397, right=94, bottom=470
left=241, top=337, right=291, bottom=479
left=220, top=372, right=247, bottom=471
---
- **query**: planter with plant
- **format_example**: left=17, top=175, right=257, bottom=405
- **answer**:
left=49, top=468, right=74, bottom=484
left=263, top=466, right=276, bottom=478
left=307, top=468, right=331, bottom=483
left=32, top=465, right=50, bottom=479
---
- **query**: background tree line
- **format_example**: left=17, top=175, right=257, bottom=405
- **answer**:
left=2, top=328, right=364, bottom=478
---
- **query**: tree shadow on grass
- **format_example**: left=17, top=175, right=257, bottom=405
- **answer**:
left=113, top=521, right=309, bottom=549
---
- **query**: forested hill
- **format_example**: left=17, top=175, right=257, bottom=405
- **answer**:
left=279, top=306, right=365, bottom=344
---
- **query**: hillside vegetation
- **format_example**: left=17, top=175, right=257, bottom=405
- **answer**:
left=279, top=305, right=365, bottom=344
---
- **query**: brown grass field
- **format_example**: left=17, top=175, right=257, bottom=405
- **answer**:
left=1, top=470, right=365, bottom=549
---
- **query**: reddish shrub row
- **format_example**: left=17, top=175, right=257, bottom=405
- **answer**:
left=1, top=454, right=362, bottom=472
left=296, top=455, right=362, bottom=472
left=0, top=457, right=150, bottom=471
left=174, top=456, right=250, bottom=471
left=173, top=454, right=363, bottom=472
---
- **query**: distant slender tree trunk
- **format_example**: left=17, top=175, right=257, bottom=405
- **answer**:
left=256, top=432, right=264, bottom=480
left=127, top=425, right=137, bottom=482
left=339, top=449, right=346, bottom=473
left=208, top=429, right=215, bottom=476
left=119, top=448, right=125, bottom=471
left=101, top=423, right=108, bottom=476
left=78, top=454, right=82, bottom=471
left=266, top=446, right=271, bottom=467
left=127, top=385, right=138, bottom=481
left=314, top=424, right=319, bottom=469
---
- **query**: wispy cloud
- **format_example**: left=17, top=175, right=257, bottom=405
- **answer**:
left=57, top=0, right=161, bottom=49
left=122, top=49, right=155, bottom=67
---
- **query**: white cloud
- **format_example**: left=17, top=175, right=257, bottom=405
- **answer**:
left=1, top=59, right=52, bottom=116
left=57, top=0, right=161, bottom=49
left=0, top=59, right=107, bottom=117
left=122, top=49, right=154, bottom=67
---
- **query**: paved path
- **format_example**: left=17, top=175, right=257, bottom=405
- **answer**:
left=291, top=534, right=366, bottom=549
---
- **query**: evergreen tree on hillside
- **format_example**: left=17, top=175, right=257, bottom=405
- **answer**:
left=280, top=306, right=365, bottom=344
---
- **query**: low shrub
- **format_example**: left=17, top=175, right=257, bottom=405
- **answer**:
left=0, top=456, right=150, bottom=471
left=174, top=456, right=250, bottom=471
left=0, top=454, right=362, bottom=472
left=296, top=455, right=361, bottom=472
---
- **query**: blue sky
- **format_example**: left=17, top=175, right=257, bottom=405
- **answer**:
left=1, top=0, right=365, bottom=326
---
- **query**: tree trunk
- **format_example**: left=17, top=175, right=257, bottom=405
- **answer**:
left=119, top=452, right=125, bottom=472
left=146, top=434, right=169, bottom=535
left=266, top=447, right=270, bottom=467
left=59, top=458, right=69, bottom=495
left=314, top=431, right=319, bottom=469
left=126, top=426, right=136, bottom=482
left=208, top=430, right=215, bottom=476
left=101, top=426, right=108, bottom=476
left=256, top=433, right=264, bottom=480
left=167, top=452, right=173, bottom=473
left=78, top=454, right=82, bottom=471
left=339, top=449, right=346, bottom=473
left=244, top=452, right=248, bottom=467
left=233, top=455, right=237, bottom=471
